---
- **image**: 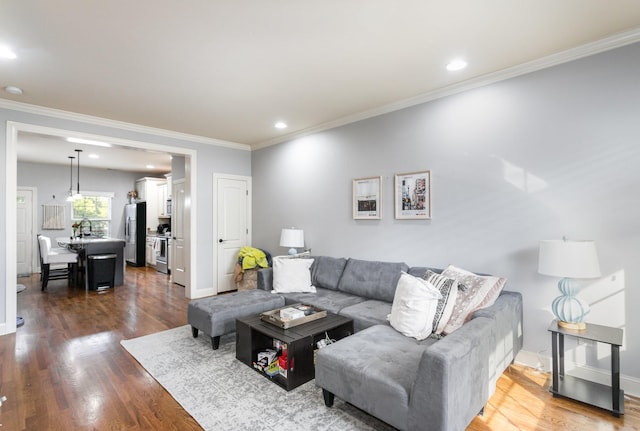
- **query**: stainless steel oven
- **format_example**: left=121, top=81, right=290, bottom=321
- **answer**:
left=156, top=236, right=170, bottom=274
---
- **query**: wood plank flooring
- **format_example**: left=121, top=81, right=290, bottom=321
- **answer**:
left=1, top=266, right=639, bottom=430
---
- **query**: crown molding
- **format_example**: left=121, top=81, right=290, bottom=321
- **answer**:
left=253, top=27, right=640, bottom=151
left=0, top=98, right=250, bottom=152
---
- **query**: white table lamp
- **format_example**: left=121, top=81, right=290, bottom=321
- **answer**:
left=538, top=238, right=601, bottom=330
left=280, top=228, right=304, bottom=255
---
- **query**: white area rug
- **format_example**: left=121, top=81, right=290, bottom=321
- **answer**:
left=120, top=325, right=394, bottom=431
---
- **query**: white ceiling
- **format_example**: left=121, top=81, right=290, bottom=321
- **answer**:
left=16, top=132, right=173, bottom=174
left=3, top=1, right=640, bottom=171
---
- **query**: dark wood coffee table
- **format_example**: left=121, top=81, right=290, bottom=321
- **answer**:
left=236, top=310, right=353, bottom=391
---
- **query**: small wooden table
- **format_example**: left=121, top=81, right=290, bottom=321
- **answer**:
left=236, top=311, right=353, bottom=391
left=548, top=320, right=624, bottom=416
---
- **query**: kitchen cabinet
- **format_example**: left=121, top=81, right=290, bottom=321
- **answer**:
left=135, top=177, right=166, bottom=232
left=165, top=174, right=172, bottom=199
left=146, top=235, right=157, bottom=266
left=157, top=183, right=169, bottom=217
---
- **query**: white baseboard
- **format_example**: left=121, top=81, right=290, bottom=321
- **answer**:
left=189, top=287, right=218, bottom=299
left=516, top=349, right=640, bottom=397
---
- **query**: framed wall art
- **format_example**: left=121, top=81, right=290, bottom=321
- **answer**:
left=353, top=176, right=382, bottom=219
left=394, top=170, right=431, bottom=219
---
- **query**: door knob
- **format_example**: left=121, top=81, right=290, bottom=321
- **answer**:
left=219, top=239, right=224, bottom=243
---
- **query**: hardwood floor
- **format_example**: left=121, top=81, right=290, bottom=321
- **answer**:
left=2, top=267, right=639, bottom=430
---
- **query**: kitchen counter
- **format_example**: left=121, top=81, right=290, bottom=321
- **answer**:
left=57, top=237, right=126, bottom=287
left=58, top=237, right=126, bottom=246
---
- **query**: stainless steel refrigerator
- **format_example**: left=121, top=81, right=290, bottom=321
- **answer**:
left=125, top=202, right=146, bottom=267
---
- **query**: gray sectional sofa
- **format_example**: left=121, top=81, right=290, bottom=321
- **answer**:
left=257, top=256, right=523, bottom=431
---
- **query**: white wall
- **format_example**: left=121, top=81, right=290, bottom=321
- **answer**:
left=251, top=43, right=640, bottom=384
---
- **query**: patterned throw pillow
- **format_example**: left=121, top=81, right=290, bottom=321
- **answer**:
left=441, top=265, right=506, bottom=335
left=424, top=270, right=459, bottom=335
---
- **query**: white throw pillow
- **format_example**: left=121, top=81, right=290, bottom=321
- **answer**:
left=272, top=256, right=316, bottom=293
left=387, top=272, right=442, bottom=340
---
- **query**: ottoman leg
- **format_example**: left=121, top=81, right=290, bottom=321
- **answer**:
left=191, top=326, right=199, bottom=338
left=211, top=336, right=220, bottom=350
left=322, top=389, right=335, bottom=407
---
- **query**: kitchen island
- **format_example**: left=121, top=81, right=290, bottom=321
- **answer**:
left=57, top=237, right=126, bottom=288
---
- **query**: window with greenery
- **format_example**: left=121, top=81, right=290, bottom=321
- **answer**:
left=72, top=192, right=113, bottom=237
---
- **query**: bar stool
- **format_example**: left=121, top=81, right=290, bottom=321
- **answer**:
left=37, top=235, right=79, bottom=291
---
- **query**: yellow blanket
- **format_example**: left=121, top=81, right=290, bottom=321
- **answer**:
left=238, top=246, right=269, bottom=271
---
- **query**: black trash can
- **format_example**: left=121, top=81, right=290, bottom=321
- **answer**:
left=87, top=254, right=116, bottom=291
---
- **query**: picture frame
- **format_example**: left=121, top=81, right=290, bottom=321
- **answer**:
left=394, top=171, right=431, bottom=219
left=353, top=176, right=382, bottom=219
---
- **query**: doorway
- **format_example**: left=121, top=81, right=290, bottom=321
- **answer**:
left=17, top=188, right=37, bottom=277
left=4, top=121, right=197, bottom=335
left=214, top=174, right=252, bottom=294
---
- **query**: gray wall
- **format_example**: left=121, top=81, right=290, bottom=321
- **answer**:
left=18, top=161, right=149, bottom=241
left=252, top=43, right=640, bottom=380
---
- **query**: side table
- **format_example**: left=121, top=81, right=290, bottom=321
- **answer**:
left=548, top=319, right=624, bottom=416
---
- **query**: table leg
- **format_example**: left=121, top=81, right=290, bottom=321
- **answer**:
left=551, top=332, right=559, bottom=393
left=559, top=333, right=565, bottom=377
left=612, top=345, right=621, bottom=416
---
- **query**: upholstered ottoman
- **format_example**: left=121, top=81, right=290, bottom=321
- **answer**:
left=187, top=289, right=285, bottom=350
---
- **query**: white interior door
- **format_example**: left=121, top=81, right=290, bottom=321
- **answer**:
left=172, top=180, right=186, bottom=286
left=216, top=175, right=251, bottom=294
left=17, top=188, right=35, bottom=277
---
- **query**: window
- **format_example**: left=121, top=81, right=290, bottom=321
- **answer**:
left=72, top=191, right=114, bottom=237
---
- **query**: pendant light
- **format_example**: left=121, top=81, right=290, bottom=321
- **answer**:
left=73, top=149, right=83, bottom=199
left=66, top=155, right=75, bottom=202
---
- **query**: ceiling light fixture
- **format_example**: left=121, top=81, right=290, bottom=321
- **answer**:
left=88, top=154, right=99, bottom=159
left=446, top=59, right=468, bottom=71
left=274, top=122, right=287, bottom=129
left=4, top=85, right=23, bottom=95
left=66, top=156, right=76, bottom=202
left=66, top=137, right=112, bottom=147
left=146, top=164, right=155, bottom=169
left=74, top=149, right=83, bottom=199
left=0, top=45, right=17, bottom=59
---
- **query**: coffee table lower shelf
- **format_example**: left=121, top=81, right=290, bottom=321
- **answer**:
left=236, top=312, right=353, bottom=391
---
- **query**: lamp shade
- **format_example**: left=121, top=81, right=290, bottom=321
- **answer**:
left=538, top=239, right=601, bottom=279
left=280, top=228, right=304, bottom=248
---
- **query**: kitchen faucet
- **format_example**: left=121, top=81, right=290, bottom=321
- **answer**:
left=79, top=217, right=92, bottom=237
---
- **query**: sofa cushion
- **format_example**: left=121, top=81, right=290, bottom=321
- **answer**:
left=337, top=258, right=409, bottom=303
left=388, top=272, right=441, bottom=340
left=272, top=256, right=316, bottom=293
left=339, top=299, right=392, bottom=332
left=424, top=270, right=460, bottom=335
left=441, top=265, right=506, bottom=335
left=407, top=266, right=444, bottom=278
left=278, top=287, right=367, bottom=314
left=315, top=325, right=434, bottom=430
left=310, top=256, right=348, bottom=290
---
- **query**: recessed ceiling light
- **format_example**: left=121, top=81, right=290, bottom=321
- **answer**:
left=88, top=154, right=99, bottom=159
left=146, top=164, right=154, bottom=169
left=0, top=45, right=17, bottom=59
left=4, top=85, right=23, bottom=95
left=66, top=137, right=112, bottom=147
left=446, top=59, right=467, bottom=71
left=274, top=122, right=287, bottom=129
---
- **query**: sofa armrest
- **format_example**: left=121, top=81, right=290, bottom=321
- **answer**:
left=257, top=267, right=273, bottom=291
left=472, top=290, right=523, bottom=385
left=408, top=316, right=495, bottom=431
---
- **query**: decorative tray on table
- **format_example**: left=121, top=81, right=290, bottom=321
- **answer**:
left=260, top=303, right=327, bottom=329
